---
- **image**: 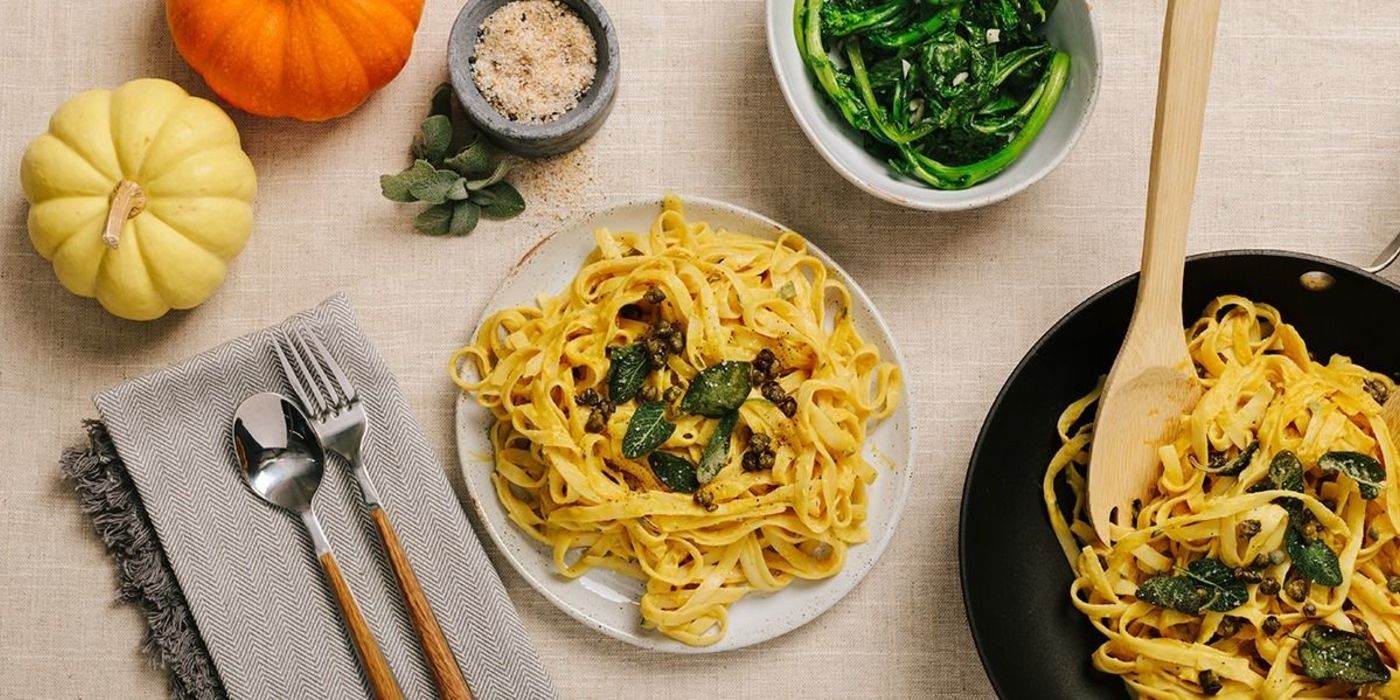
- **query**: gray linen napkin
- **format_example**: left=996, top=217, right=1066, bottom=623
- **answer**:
left=69, top=294, right=556, bottom=700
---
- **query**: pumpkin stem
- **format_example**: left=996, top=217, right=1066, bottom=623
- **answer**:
left=102, top=180, right=147, bottom=249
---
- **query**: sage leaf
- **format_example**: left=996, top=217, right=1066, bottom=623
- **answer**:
left=445, top=178, right=469, bottom=201
left=1319, top=451, right=1385, bottom=500
left=380, top=160, right=437, bottom=202
left=608, top=343, right=650, bottom=403
left=681, top=361, right=753, bottom=418
left=429, top=82, right=454, bottom=120
left=622, top=401, right=674, bottom=459
left=445, top=140, right=494, bottom=178
left=1197, top=441, right=1258, bottom=477
left=414, top=114, right=454, bottom=164
left=449, top=201, right=480, bottom=237
left=414, top=203, right=454, bottom=236
left=1299, top=625, right=1391, bottom=685
left=408, top=166, right=463, bottom=204
left=466, top=160, right=510, bottom=189
left=1135, top=558, right=1247, bottom=614
left=697, top=411, right=739, bottom=483
left=648, top=452, right=699, bottom=493
left=480, top=182, right=526, bottom=219
left=1286, top=527, right=1343, bottom=586
left=1268, top=450, right=1305, bottom=492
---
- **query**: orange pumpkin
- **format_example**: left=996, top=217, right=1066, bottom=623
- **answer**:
left=166, top=0, right=425, bottom=121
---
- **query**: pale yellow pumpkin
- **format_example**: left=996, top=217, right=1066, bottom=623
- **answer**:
left=20, top=78, right=257, bottom=321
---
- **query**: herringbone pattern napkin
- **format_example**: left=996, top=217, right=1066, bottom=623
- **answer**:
left=87, top=294, right=555, bottom=700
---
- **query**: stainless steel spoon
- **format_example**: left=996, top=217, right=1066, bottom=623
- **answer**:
left=233, top=392, right=404, bottom=700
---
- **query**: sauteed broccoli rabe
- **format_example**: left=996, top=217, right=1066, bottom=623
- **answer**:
left=795, top=0, right=1070, bottom=190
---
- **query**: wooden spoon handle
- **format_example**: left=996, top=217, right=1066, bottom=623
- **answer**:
left=1134, top=0, right=1222, bottom=339
left=319, top=551, right=406, bottom=700
left=371, top=506, right=474, bottom=700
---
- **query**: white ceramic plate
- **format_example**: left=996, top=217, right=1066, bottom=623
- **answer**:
left=765, top=0, right=1102, bottom=211
left=455, top=196, right=914, bottom=652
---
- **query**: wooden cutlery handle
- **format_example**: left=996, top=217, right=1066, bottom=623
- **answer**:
left=320, top=551, right=405, bottom=700
left=371, top=506, right=474, bottom=700
left=1136, top=0, right=1221, bottom=333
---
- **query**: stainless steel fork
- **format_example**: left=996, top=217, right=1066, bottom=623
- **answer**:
left=275, top=327, right=474, bottom=700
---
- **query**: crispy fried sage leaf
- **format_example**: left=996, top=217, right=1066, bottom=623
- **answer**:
left=622, top=401, right=674, bottom=459
left=647, top=452, right=699, bottom=493
left=1268, top=450, right=1305, bottom=492
left=1319, top=451, right=1386, bottom=500
left=1299, top=625, right=1391, bottom=685
left=1286, top=527, right=1343, bottom=586
left=1197, top=441, right=1258, bottom=477
left=1135, top=558, right=1247, bottom=614
left=608, top=343, right=650, bottom=403
left=697, top=411, right=739, bottom=484
left=682, top=361, right=753, bottom=417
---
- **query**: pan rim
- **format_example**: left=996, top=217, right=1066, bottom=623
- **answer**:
left=957, top=247, right=1400, bottom=698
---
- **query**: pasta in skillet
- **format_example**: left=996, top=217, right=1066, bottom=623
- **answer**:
left=451, top=195, right=900, bottom=646
left=1046, top=296, right=1400, bottom=698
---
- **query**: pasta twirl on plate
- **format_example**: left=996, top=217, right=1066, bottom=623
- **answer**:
left=451, top=196, right=900, bottom=646
left=1045, top=296, right=1400, bottom=698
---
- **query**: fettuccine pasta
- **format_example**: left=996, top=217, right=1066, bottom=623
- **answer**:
left=1046, top=296, right=1400, bottom=698
left=451, top=196, right=900, bottom=645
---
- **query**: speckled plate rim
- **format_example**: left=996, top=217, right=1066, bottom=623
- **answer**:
left=454, top=195, right=915, bottom=653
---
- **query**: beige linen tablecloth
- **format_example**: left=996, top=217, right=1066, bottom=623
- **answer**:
left=4, top=2, right=1400, bottom=698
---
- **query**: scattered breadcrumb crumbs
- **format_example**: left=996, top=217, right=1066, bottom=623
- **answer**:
left=471, top=0, right=597, bottom=123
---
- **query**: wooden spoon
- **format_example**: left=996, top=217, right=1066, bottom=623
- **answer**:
left=1087, top=0, right=1221, bottom=544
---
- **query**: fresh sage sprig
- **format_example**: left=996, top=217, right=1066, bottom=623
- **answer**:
left=381, top=83, right=525, bottom=237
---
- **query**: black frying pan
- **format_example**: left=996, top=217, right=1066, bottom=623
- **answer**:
left=959, top=249, right=1400, bottom=698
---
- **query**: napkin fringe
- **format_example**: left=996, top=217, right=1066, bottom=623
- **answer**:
left=61, top=420, right=228, bottom=700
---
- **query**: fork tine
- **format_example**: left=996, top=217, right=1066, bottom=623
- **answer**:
left=276, top=330, right=329, bottom=416
left=302, top=327, right=359, bottom=404
left=291, top=327, right=347, bottom=409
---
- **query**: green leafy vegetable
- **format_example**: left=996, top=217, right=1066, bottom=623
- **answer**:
left=681, top=361, right=753, bottom=417
left=1286, top=527, right=1343, bottom=587
left=382, top=83, right=526, bottom=236
left=1299, top=625, right=1391, bottom=685
left=1268, top=450, right=1305, bottom=492
left=608, top=343, right=650, bottom=403
left=1319, top=451, right=1386, bottom=500
left=413, top=114, right=454, bottom=164
left=795, top=0, right=1071, bottom=190
left=697, top=412, right=740, bottom=483
left=777, top=281, right=797, bottom=300
left=622, top=401, right=675, bottom=459
left=1197, top=441, right=1258, bottom=477
left=648, top=452, right=699, bottom=493
left=1135, top=558, right=1247, bottom=614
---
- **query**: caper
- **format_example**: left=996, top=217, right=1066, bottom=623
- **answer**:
left=1285, top=577, right=1309, bottom=602
left=654, top=319, right=674, bottom=335
left=1259, top=578, right=1281, bottom=595
left=758, top=450, right=776, bottom=469
left=643, top=287, right=666, bottom=304
left=1215, top=616, right=1240, bottom=639
left=1261, top=615, right=1281, bottom=635
left=1235, top=568, right=1262, bottom=584
left=1365, top=377, right=1390, bottom=405
left=585, top=410, right=607, bottom=433
left=750, top=433, right=772, bottom=452
left=1199, top=669, right=1222, bottom=696
left=638, top=384, right=659, bottom=403
left=750, top=366, right=769, bottom=387
left=667, top=332, right=684, bottom=353
left=778, top=397, right=798, bottom=418
left=754, top=348, right=777, bottom=372
left=1387, top=576, right=1400, bottom=594
left=693, top=489, right=717, bottom=512
left=742, top=451, right=763, bottom=472
left=1268, top=549, right=1286, bottom=566
left=761, top=380, right=787, bottom=404
left=575, top=388, right=601, bottom=406
left=1303, top=602, right=1317, bottom=617
left=663, top=385, right=685, bottom=403
left=1237, top=519, right=1261, bottom=539
left=1352, top=617, right=1370, bottom=637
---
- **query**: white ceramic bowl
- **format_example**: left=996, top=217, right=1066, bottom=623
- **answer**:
left=455, top=196, right=915, bottom=652
left=765, top=1, right=1102, bottom=211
